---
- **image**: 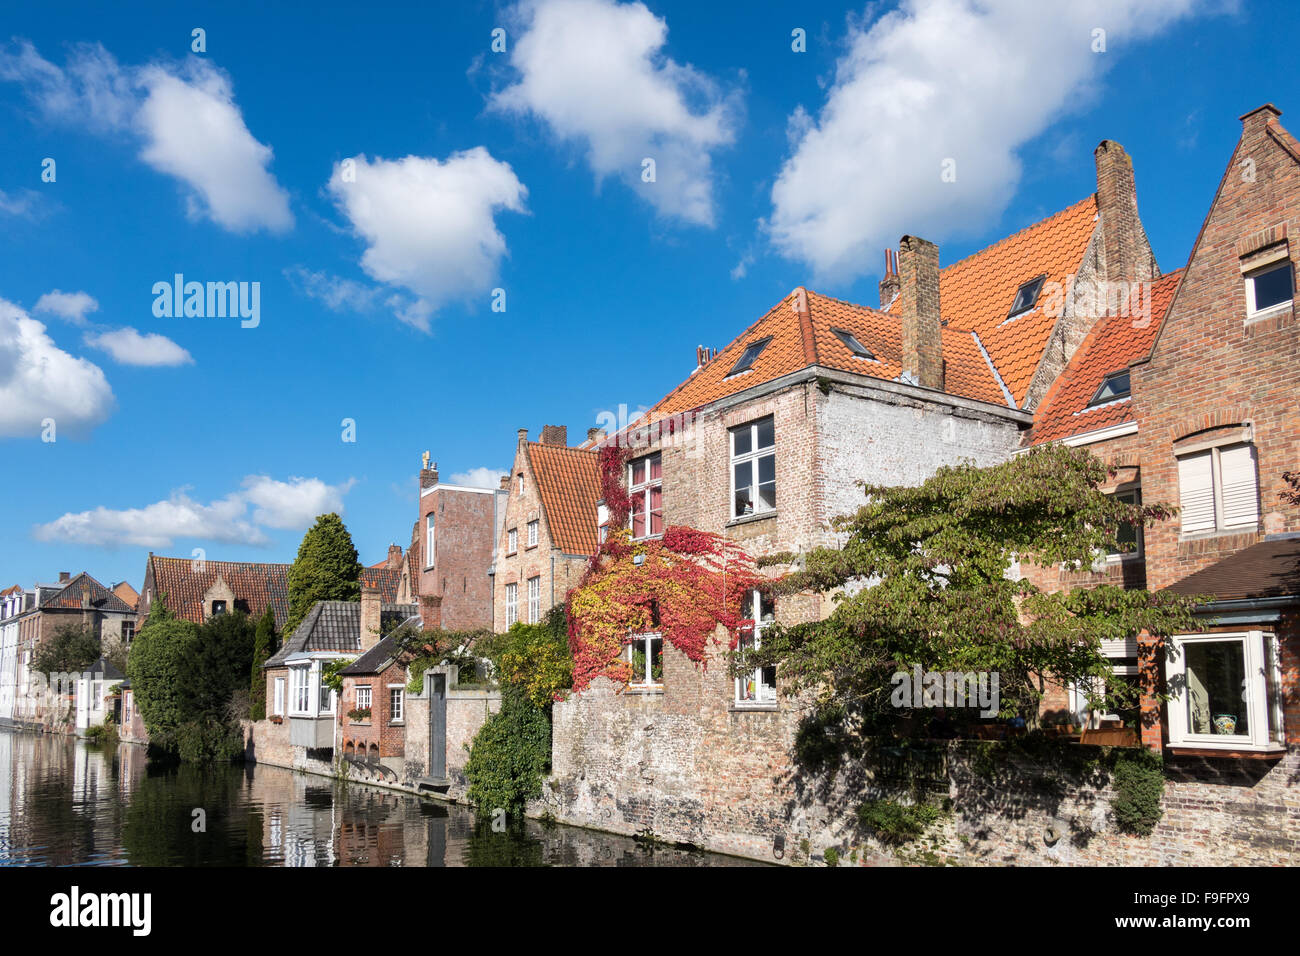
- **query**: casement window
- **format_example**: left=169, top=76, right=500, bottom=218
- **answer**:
left=527, top=520, right=539, bottom=548
left=628, top=452, right=663, bottom=539
left=273, top=678, right=285, bottom=717
left=1177, top=443, right=1259, bottom=535
left=1008, top=275, right=1047, bottom=317
left=121, top=622, right=135, bottom=645
left=1244, top=260, right=1293, bottom=319
left=425, top=513, right=436, bottom=568
left=505, top=583, right=518, bottom=627
left=527, top=576, right=541, bottom=624
left=355, top=685, right=371, bottom=711
left=626, top=633, right=663, bottom=687
left=1165, top=631, right=1284, bottom=751
left=1107, top=486, right=1143, bottom=560
left=290, top=666, right=311, bottom=715
left=389, top=687, right=404, bottom=723
left=318, top=673, right=334, bottom=714
left=730, top=417, right=776, bottom=518
left=735, top=590, right=777, bottom=705
left=508, top=528, right=518, bottom=554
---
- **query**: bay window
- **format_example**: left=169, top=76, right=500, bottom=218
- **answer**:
left=628, top=452, right=663, bottom=539
left=1165, top=631, right=1283, bottom=751
left=731, top=418, right=776, bottom=519
left=290, top=665, right=311, bottom=715
left=1177, top=442, right=1259, bottom=535
left=735, top=590, right=777, bottom=705
left=626, top=633, right=663, bottom=688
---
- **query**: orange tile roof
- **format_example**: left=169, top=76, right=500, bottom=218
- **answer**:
left=1028, top=269, right=1183, bottom=445
left=525, top=441, right=601, bottom=557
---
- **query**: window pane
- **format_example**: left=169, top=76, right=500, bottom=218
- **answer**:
left=732, top=427, right=752, bottom=457
left=1252, top=263, right=1293, bottom=311
left=734, top=485, right=753, bottom=517
left=631, top=493, right=646, bottom=538
left=758, top=453, right=775, bottom=486
left=649, top=486, right=663, bottom=536
left=756, top=418, right=775, bottom=450
left=649, top=453, right=662, bottom=482
left=758, top=480, right=776, bottom=511
left=649, top=636, right=663, bottom=683
left=1185, top=640, right=1249, bottom=736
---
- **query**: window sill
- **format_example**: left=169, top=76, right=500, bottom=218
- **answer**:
left=1245, top=302, right=1292, bottom=324
left=1166, top=743, right=1285, bottom=759
left=1179, top=527, right=1258, bottom=543
left=623, top=685, right=664, bottom=696
left=727, top=510, right=777, bottom=528
left=730, top=702, right=778, bottom=713
left=389, top=721, right=404, bottom=727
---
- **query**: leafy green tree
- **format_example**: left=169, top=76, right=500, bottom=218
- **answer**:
left=751, top=444, right=1203, bottom=732
left=126, top=615, right=201, bottom=753
left=248, top=605, right=277, bottom=721
left=285, top=513, right=363, bottom=637
left=30, top=623, right=100, bottom=674
left=464, top=684, right=551, bottom=817
left=184, top=610, right=256, bottom=721
left=477, top=605, right=573, bottom=707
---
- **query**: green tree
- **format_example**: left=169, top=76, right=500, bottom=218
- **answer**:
left=248, top=605, right=277, bottom=721
left=31, top=622, right=101, bottom=674
left=285, top=513, right=363, bottom=637
left=477, top=605, right=573, bottom=707
left=751, top=444, right=1203, bottom=733
left=126, top=614, right=201, bottom=753
left=464, top=684, right=552, bottom=817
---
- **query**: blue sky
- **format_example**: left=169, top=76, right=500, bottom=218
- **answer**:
left=0, top=0, right=1290, bottom=590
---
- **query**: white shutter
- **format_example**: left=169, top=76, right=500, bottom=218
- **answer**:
left=1218, top=444, right=1259, bottom=529
left=1178, top=451, right=1216, bottom=534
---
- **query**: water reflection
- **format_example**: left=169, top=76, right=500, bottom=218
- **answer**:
left=0, top=731, right=760, bottom=867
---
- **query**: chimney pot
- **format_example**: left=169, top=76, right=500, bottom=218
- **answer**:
left=419, top=464, right=439, bottom=491
left=897, top=235, right=944, bottom=390
left=879, top=247, right=901, bottom=308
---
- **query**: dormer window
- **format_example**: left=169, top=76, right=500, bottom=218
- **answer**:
left=1088, top=370, right=1131, bottom=406
left=1244, top=260, right=1293, bottom=318
left=830, top=328, right=875, bottom=360
left=725, top=337, right=772, bottom=377
left=1008, top=275, right=1047, bottom=317
left=211, top=600, right=227, bottom=616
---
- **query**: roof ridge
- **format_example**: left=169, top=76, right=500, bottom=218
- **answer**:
left=938, top=195, right=1096, bottom=274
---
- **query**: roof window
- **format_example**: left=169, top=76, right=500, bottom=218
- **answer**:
left=1088, top=369, right=1131, bottom=406
left=1009, top=275, right=1047, bottom=317
left=725, top=337, right=772, bottom=377
left=830, top=327, right=875, bottom=360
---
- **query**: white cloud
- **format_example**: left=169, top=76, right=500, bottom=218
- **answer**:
left=449, top=467, right=506, bottom=489
left=34, top=290, right=99, bottom=325
left=284, top=266, right=383, bottom=313
left=0, top=299, right=114, bottom=439
left=83, top=327, right=193, bottom=366
left=768, top=0, right=1206, bottom=283
left=490, top=0, right=740, bottom=225
left=327, top=150, right=527, bottom=331
left=0, top=188, right=42, bottom=219
left=0, top=41, right=292, bottom=233
left=33, top=474, right=356, bottom=548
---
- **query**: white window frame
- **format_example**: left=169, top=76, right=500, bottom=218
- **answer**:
left=1164, top=630, right=1284, bottom=752
left=388, top=686, right=404, bottom=723
left=628, top=452, right=663, bottom=540
left=505, top=583, right=518, bottom=627
left=625, top=632, right=663, bottom=688
left=1106, top=484, right=1144, bottom=562
left=1244, top=259, right=1294, bottom=320
left=527, top=576, right=541, bottom=624
left=527, top=520, right=539, bottom=548
left=355, top=685, right=372, bottom=712
left=730, top=418, right=776, bottom=519
left=273, top=677, right=285, bottom=717
left=289, top=665, right=311, bottom=716
left=507, top=528, right=518, bottom=554
left=1177, top=442, right=1259, bottom=536
left=425, top=513, right=436, bottom=569
left=735, top=589, right=777, bottom=705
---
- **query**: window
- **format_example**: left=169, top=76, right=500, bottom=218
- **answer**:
left=730, top=418, right=776, bottom=518
left=123, top=690, right=132, bottom=723
left=121, top=622, right=135, bottom=645
left=736, top=590, right=777, bottom=704
left=527, top=576, right=541, bottom=624
left=505, top=583, right=518, bottom=627
left=1177, top=443, right=1259, bottom=535
left=389, top=688, right=404, bottom=722
left=830, top=327, right=875, bottom=360
left=1088, top=370, right=1131, bottom=407
left=290, top=666, right=311, bottom=715
left=508, top=528, right=518, bottom=554
left=319, top=678, right=334, bottom=714
left=1244, top=260, right=1293, bottom=318
left=725, top=337, right=772, bottom=377
left=425, top=513, right=436, bottom=568
left=356, top=685, right=371, bottom=712
left=626, top=633, right=663, bottom=687
left=1165, top=631, right=1284, bottom=751
left=211, top=600, right=227, bottom=616
left=1108, top=486, right=1144, bottom=559
left=527, top=520, right=539, bottom=548
left=517, top=474, right=524, bottom=495
left=1008, top=275, right=1046, bottom=317
left=91, top=681, right=102, bottom=712
left=273, top=678, right=285, bottom=717
left=628, top=452, right=663, bottom=538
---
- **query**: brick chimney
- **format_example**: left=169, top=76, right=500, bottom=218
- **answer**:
left=419, top=451, right=438, bottom=491
left=540, top=424, right=568, bottom=446
left=360, top=582, right=382, bottom=653
left=897, top=235, right=944, bottom=390
left=878, top=249, right=900, bottom=308
left=1094, top=140, right=1147, bottom=284
left=59, top=571, right=70, bottom=582
left=498, top=474, right=510, bottom=491
left=386, top=543, right=403, bottom=570
left=517, top=427, right=529, bottom=446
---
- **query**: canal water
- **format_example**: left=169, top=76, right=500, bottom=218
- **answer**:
left=0, top=730, right=759, bottom=867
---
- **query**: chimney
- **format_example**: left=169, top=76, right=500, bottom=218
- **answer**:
left=419, top=456, right=438, bottom=491
left=386, top=543, right=403, bottom=570
left=1094, top=140, right=1146, bottom=284
left=587, top=427, right=607, bottom=445
left=360, top=582, right=382, bottom=653
left=878, top=249, right=900, bottom=308
left=540, top=425, right=568, bottom=447
left=897, top=235, right=944, bottom=390
left=59, top=571, right=70, bottom=582
left=499, top=474, right=510, bottom=491
left=517, top=427, right=529, bottom=446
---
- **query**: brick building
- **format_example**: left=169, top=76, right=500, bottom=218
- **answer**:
left=492, top=427, right=602, bottom=633
left=138, top=554, right=292, bottom=629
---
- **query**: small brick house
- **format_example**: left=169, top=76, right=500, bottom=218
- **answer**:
left=492, top=427, right=602, bottom=633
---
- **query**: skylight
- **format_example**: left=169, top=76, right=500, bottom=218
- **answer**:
left=1088, top=369, right=1131, bottom=406
left=830, top=327, right=875, bottom=360
left=726, top=337, right=772, bottom=377
left=1008, top=275, right=1047, bottom=317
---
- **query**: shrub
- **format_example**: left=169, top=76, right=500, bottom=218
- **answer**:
left=464, top=684, right=551, bottom=817
left=248, top=606, right=277, bottom=721
left=857, top=799, right=942, bottom=843
left=1110, top=747, right=1164, bottom=836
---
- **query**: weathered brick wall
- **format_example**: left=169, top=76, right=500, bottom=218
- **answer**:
left=417, top=485, right=501, bottom=631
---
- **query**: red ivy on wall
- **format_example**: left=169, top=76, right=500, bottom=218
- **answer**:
left=566, top=526, right=771, bottom=693
left=597, top=443, right=632, bottom=531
